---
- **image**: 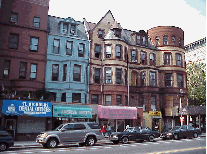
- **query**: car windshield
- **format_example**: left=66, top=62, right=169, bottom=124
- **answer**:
left=55, top=124, right=64, bottom=131
left=170, top=126, right=180, bottom=131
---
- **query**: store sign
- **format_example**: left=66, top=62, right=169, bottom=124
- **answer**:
left=53, top=106, right=92, bottom=118
left=2, top=100, right=52, bottom=117
left=98, top=105, right=137, bottom=119
left=149, top=111, right=161, bottom=117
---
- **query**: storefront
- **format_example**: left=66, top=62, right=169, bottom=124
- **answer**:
left=52, top=104, right=92, bottom=129
left=98, top=105, right=137, bottom=132
left=1, top=100, right=52, bottom=141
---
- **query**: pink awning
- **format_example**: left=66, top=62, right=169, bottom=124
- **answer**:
left=98, top=105, right=137, bottom=119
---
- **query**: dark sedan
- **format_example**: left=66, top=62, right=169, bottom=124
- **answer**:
left=160, top=125, right=201, bottom=140
left=0, top=130, right=14, bottom=151
left=138, top=127, right=160, bottom=138
left=109, top=127, right=155, bottom=144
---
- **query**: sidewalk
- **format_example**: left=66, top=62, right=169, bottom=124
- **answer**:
left=13, top=133, right=206, bottom=148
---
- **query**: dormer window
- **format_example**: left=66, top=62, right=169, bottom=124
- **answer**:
left=142, top=36, right=146, bottom=46
left=63, top=23, right=68, bottom=34
left=70, top=24, right=76, bottom=35
left=155, top=36, right=160, bottom=46
left=137, top=35, right=140, bottom=45
left=114, top=29, right=121, bottom=38
left=98, top=30, right=104, bottom=38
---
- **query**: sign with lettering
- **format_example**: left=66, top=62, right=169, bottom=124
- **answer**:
left=2, top=100, right=52, bottom=117
left=53, top=105, right=92, bottom=118
left=149, top=111, right=161, bottom=117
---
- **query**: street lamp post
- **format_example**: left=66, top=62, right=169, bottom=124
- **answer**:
left=180, top=89, right=184, bottom=126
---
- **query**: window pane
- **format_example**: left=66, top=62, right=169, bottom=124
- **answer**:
left=92, top=95, right=98, bottom=104
left=72, top=93, right=81, bottom=103
left=105, top=68, right=111, bottom=83
left=9, top=34, right=18, bottom=49
left=34, top=17, right=40, bottom=27
left=71, top=25, right=76, bottom=35
left=116, top=45, right=121, bottom=58
left=73, top=65, right=81, bottom=81
left=95, top=45, right=101, bottom=53
left=105, top=95, right=111, bottom=105
left=54, top=40, right=59, bottom=47
left=66, top=41, right=72, bottom=55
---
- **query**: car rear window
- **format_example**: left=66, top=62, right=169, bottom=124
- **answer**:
left=87, top=123, right=101, bottom=129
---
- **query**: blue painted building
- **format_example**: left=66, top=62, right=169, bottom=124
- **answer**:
left=45, top=16, right=89, bottom=103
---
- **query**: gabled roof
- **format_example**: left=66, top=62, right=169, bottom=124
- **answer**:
left=110, top=21, right=122, bottom=29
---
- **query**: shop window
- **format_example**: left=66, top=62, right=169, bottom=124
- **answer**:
left=9, top=33, right=19, bottom=49
left=91, top=95, right=98, bottom=104
left=165, top=73, right=172, bottom=87
left=136, top=35, right=140, bottom=45
left=30, top=63, right=37, bottom=79
left=155, top=36, right=160, bottom=46
left=164, top=53, right=171, bottom=65
left=53, top=39, right=60, bottom=54
left=52, top=64, right=59, bottom=81
left=66, top=41, right=73, bottom=55
left=3, top=60, right=10, bottom=78
left=150, top=72, right=156, bottom=86
left=163, top=36, right=168, bottom=45
left=94, top=68, right=100, bottom=84
left=63, top=64, right=67, bottom=81
left=116, top=45, right=121, bottom=59
left=63, top=23, right=68, bottom=34
left=19, top=62, right=27, bottom=79
left=105, top=45, right=111, bottom=58
left=10, top=12, right=18, bottom=23
left=105, top=95, right=111, bottom=105
left=95, top=44, right=101, bottom=58
left=61, top=93, right=66, bottom=102
left=151, top=96, right=156, bottom=110
left=30, top=37, right=39, bottom=52
left=33, top=17, right=40, bottom=27
left=78, top=43, right=85, bottom=57
left=131, top=50, right=137, bottom=62
left=141, top=51, right=146, bottom=65
left=177, top=74, right=183, bottom=87
left=116, top=68, right=122, bottom=84
left=73, top=64, right=81, bottom=82
left=117, top=95, right=122, bottom=106
left=72, top=93, right=81, bottom=103
left=141, top=71, right=145, bottom=86
left=105, top=67, right=111, bottom=83
left=176, top=53, right=182, bottom=66
left=150, top=53, right=156, bottom=66
left=70, top=24, right=76, bottom=35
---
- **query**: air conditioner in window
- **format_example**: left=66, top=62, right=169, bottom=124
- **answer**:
left=63, top=29, right=67, bottom=34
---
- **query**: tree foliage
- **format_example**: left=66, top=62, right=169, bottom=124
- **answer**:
left=187, top=62, right=206, bottom=106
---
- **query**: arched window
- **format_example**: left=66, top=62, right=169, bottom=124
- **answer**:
left=163, top=36, right=168, bottom=45
left=155, top=36, right=160, bottom=46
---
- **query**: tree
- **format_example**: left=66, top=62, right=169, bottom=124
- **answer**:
left=187, top=62, right=206, bottom=106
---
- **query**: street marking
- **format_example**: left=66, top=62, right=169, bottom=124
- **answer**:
left=104, top=146, right=112, bottom=148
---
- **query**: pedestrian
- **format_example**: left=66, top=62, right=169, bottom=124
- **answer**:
left=107, top=123, right=112, bottom=137
left=155, top=124, right=159, bottom=131
left=102, top=123, right=107, bottom=136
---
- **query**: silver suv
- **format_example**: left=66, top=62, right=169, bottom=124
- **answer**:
left=36, top=122, right=104, bottom=148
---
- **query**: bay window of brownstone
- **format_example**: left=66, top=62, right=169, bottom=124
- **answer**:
left=164, top=53, right=171, bottom=65
left=63, top=64, right=67, bottom=81
left=116, top=45, right=121, bottom=59
left=177, top=74, right=183, bottom=87
left=19, top=62, right=27, bottom=79
left=30, top=63, right=37, bottom=80
left=163, top=36, right=168, bottom=45
left=105, top=95, right=111, bottom=105
left=136, top=35, right=141, bottom=45
left=105, top=67, right=111, bottom=84
left=131, top=50, right=137, bottom=62
left=92, top=95, right=99, bottom=104
left=66, top=41, right=73, bottom=55
left=105, top=45, right=112, bottom=58
left=30, top=37, right=39, bottom=52
left=176, top=53, right=182, bottom=66
left=3, top=60, right=10, bottom=78
left=53, top=39, right=60, bottom=54
left=9, top=33, right=19, bottom=49
left=149, top=53, right=156, bottom=66
left=94, top=68, right=100, bottom=84
left=95, top=44, right=101, bottom=58
left=141, top=72, right=146, bottom=86
left=165, top=73, right=172, bottom=87
left=116, top=68, right=122, bottom=84
left=151, top=96, right=156, bottom=110
left=72, top=93, right=81, bottom=103
left=117, top=95, right=122, bottom=106
left=78, top=43, right=85, bottom=57
left=73, top=64, right=81, bottom=82
left=150, top=72, right=156, bottom=87
left=52, top=64, right=59, bottom=81
left=141, top=51, right=146, bottom=65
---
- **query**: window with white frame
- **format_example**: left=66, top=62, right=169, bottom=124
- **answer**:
left=78, top=43, right=85, bottom=57
left=105, top=95, right=111, bottom=105
left=53, top=39, right=60, bottom=54
left=30, top=64, right=37, bottom=79
left=105, top=45, right=111, bottom=58
left=105, top=67, right=111, bottom=83
left=151, top=96, right=156, bottom=110
left=150, top=72, right=156, bottom=86
left=131, top=50, right=137, bottom=62
left=30, top=37, right=39, bottom=52
left=66, top=41, right=72, bottom=55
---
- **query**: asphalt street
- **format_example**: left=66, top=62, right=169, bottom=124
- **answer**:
left=2, top=136, right=206, bottom=154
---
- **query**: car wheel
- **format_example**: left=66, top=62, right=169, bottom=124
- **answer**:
left=86, top=136, right=96, bottom=146
left=46, top=138, right=58, bottom=148
left=0, top=143, right=8, bottom=151
left=193, top=132, right=198, bottom=138
left=148, top=135, right=155, bottom=142
left=112, top=141, right=119, bottom=144
left=173, top=134, right=179, bottom=140
left=121, top=136, right=129, bottom=144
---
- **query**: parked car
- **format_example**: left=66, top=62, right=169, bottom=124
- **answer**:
left=0, top=130, right=14, bottom=151
left=139, top=127, right=161, bottom=138
left=110, top=127, right=155, bottom=144
left=36, top=122, right=104, bottom=148
left=160, top=125, right=202, bottom=140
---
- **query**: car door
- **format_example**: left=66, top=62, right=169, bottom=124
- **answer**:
left=187, top=125, right=195, bottom=138
left=73, top=124, right=87, bottom=142
left=180, top=125, right=188, bottom=138
left=58, top=124, right=74, bottom=143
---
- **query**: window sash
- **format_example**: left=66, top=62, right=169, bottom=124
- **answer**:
left=78, top=44, right=84, bottom=57
left=30, top=37, right=38, bottom=51
left=95, top=68, right=100, bottom=84
left=66, top=41, right=72, bottom=55
left=150, top=72, right=156, bottom=86
left=117, top=95, right=122, bottom=105
left=105, top=68, right=111, bottom=83
left=33, top=17, right=40, bottom=27
left=142, top=36, right=146, bottom=45
left=105, top=95, right=111, bottom=105
left=131, top=50, right=137, bottom=62
left=63, top=64, right=67, bottom=81
left=53, top=40, right=60, bottom=54
left=106, top=45, right=111, bottom=58
left=19, top=62, right=27, bottom=79
left=165, top=73, right=172, bottom=87
left=150, top=53, right=154, bottom=61
left=63, top=23, right=68, bottom=33
left=10, top=13, right=18, bottom=22
left=137, top=35, right=140, bottom=44
left=73, top=65, right=81, bottom=81
left=141, top=72, right=145, bottom=86
left=116, top=68, right=122, bottom=84
left=151, top=96, right=156, bottom=110
left=176, top=54, right=182, bottom=66
left=30, top=64, right=37, bottom=79
left=95, top=45, right=101, bottom=53
left=164, top=53, right=171, bottom=65
left=52, top=64, right=59, bottom=81
left=178, top=74, right=183, bottom=87
left=3, top=61, right=10, bottom=78
left=116, top=45, right=121, bottom=58
left=92, top=95, right=98, bottom=104
left=70, top=25, right=76, bottom=35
